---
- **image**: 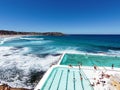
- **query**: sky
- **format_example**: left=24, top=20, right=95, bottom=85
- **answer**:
left=0, top=0, right=120, bottom=34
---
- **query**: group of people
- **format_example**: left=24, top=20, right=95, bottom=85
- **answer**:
left=68, top=64, right=114, bottom=89
left=90, top=65, right=112, bottom=88
left=91, top=72, right=110, bottom=87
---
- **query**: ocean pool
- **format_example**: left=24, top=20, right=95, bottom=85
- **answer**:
left=60, top=54, right=120, bottom=67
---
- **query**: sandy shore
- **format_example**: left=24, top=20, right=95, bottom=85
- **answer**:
left=0, top=35, right=32, bottom=38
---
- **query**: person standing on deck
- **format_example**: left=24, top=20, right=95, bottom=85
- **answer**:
left=112, top=64, right=114, bottom=69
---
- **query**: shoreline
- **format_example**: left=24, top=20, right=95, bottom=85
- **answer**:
left=0, top=35, right=33, bottom=38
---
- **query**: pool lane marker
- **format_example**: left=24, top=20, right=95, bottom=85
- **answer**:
left=66, top=69, right=70, bottom=90
left=57, top=70, right=63, bottom=90
left=73, top=71, right=76, bottom=90
left=48, top=69, right=58, bottom=90
left=79, top=72, right=84, bottom=90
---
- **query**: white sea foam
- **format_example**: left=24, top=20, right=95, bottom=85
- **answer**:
left=20, top=37, right=44, bottom=40
left=107, top=49, right=120, bottom=56
left=20, top=37, right=53, bottom=45
left=57, top=48, right=120, bottom=57
left=57, top=49, right=85, bottom=54
left=0, top=46, right=60, bottom=89
left=0, top=37, right=18, bottom=45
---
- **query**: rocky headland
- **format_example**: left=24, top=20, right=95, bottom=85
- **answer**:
left=0, top=30, right=64, bottom=36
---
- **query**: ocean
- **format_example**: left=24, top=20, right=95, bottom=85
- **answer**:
left=0, top=35, right=120, bottom=89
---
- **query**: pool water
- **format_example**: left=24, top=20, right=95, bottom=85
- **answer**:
left=60, top=54, right=120, bottom=67
left=41, top=67, right=93, bottom=90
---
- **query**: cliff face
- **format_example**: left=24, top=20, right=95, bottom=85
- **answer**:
left=0, top=30, right=64, bottom=36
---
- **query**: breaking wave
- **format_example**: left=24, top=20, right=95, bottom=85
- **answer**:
left=0, top=37, right=17, bottom=45
left=20, top=37, right=44, bottom=41
left=0, top=46, right=60, bottom=89
left=57, top=48, right=120, bottom=57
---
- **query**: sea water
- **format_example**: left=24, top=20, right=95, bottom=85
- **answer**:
left=0, top=35, right=120, bottom=89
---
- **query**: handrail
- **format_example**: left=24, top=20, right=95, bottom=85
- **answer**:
left=78, top=64, right=94, bottom=90
left=80, top=69, right=94, bottom=90
left=78, top=64, right=88, bottom=80
left=80, top=69, right=88, bottom=80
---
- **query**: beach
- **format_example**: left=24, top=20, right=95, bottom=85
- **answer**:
left=0, top=35, right=33, bottom=38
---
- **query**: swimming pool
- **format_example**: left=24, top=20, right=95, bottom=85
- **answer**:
left=41, top=67, right=93, bottom=90
left=60, top=54, right=120, bottom=67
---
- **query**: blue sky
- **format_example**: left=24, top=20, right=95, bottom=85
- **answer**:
left=0, top=0, right=120, bottom=34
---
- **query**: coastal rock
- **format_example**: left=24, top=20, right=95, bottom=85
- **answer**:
left=0, top=84, right=31, bottom=90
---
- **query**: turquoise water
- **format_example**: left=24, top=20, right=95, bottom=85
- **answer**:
left=60, top=54, right=120, bottom=67
left=41, top=67, right=93, bottom=90
left=1, top=35, right=120, bottom=54
left=0, top=35, right=120, bottom=88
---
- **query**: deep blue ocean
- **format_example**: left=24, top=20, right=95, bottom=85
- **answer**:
left=0, top=35, right=120, bottom=88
